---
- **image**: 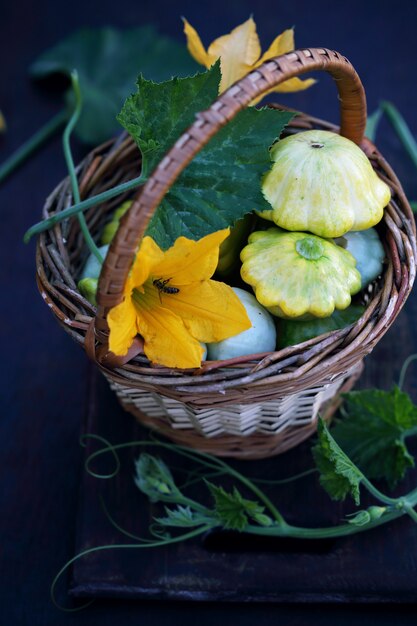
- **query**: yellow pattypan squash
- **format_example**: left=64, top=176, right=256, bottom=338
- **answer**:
left=240, top=228, right=361, bottom=319
left=260, top=130, right=391, bottom=238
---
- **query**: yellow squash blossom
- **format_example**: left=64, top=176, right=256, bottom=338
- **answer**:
left=183, top=17, right=315, bottom=98
left=108, top=230, right=251, bottom=369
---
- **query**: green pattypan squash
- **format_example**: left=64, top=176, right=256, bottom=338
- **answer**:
left=240, top=228, right=361, bottom=319
left=276, top=305, right=365, bottom=349
left=207, top=287, right=276, bottom=360
left=101, top=200, right=132, bottom=244
left=260, top=130, right=391, bottom=238
left=334, top=228, right=385, bottom=288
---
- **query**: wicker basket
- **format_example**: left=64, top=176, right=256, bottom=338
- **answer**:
left=36, top=48, right=416, bottom=459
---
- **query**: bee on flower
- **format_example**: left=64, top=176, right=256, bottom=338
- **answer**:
left=107, top=230, right=251, bottom=369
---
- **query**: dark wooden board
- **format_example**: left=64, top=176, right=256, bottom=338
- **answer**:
left=70, top=332, right=417, bottom=603
left=2, top=0, right=417, bottom=622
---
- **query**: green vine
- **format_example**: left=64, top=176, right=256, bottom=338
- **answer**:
left=23, top=174, right=146, bottom=243
left=63, top=71, right=103, bottom=264
left=50, top=356, right=417, bottom=611
left=52, top=430, right=417, bottom=609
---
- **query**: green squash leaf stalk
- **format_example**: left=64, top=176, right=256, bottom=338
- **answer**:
left=51, top=357, right=417, bottom=612
left=62, top=71, right=103, bottom=264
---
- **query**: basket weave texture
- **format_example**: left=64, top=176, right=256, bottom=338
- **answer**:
left=36, top=48, right=416, bottom=459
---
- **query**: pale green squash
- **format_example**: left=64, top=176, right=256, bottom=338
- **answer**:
left=334, top=228, right=385, bottom=288
left=79, top=244, right=109, bottom=281
left=78, top=244, right=109, bottom=305
left=260, top=130, right=391, bottom=238
left=207, top=287, right=276, bottom=360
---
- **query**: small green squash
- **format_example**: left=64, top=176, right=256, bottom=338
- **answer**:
left=260, top=130, right=391, bottom=238
left=78, top=277, right=99, bottom=306
left=276, top=305, right=365, bottom=348
left=78, top=244, right=109, bottom=305
left=240, top=228, right=361, bottom=319
left=207, top=287, right=276, bottom=360
left=79, top=244, right=109, bottom=281
left=334, top=228, right=385, bottom=288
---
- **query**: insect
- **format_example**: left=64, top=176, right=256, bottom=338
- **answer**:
left=152, top=277, right=180, bottom=298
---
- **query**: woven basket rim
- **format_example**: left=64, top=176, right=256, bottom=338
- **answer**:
left=36, top=106, right=416, bottom=407
left=33, top=47, right=417, bottom=458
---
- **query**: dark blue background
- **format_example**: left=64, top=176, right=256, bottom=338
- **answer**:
left=2, top=0, right=417, bottom=623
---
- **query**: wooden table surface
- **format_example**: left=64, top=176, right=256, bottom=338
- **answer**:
left=2, top=0, right=417, bottom=623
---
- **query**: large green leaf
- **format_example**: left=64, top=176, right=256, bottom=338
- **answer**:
left=313, top=418, right=365, bottom=505
left=332, top=387, right=417, bottom=488
left=118, top=64, right=294, bottom=249
left=30, top=26, right=199, bottom=144
left=119, top=64, right=222, bottom=177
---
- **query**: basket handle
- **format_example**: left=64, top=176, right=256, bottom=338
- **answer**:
left=90, top=47, right=366, bottom=361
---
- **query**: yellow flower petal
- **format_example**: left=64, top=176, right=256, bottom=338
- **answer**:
left=207, top=17, right=261, bottom=92
left=183, top=18, right=315, bottom=100
left=107, top=231, right=251, bottom=367
left=182, top=18, right=214, bottom=68
left=164, top=280, right=251, bottom=343
left=152, top=229, right=230, bottom=285
left=131, top=236, right=165, bottom=288
left=0, top=111, right=6, bottom=133
left=256, top=28, right=295, bottom=66
left=135, top=294, right=204, bottom=368
left=108, top=296, right=139, bottom=356
left=252, top=27, right=316, bottom=102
